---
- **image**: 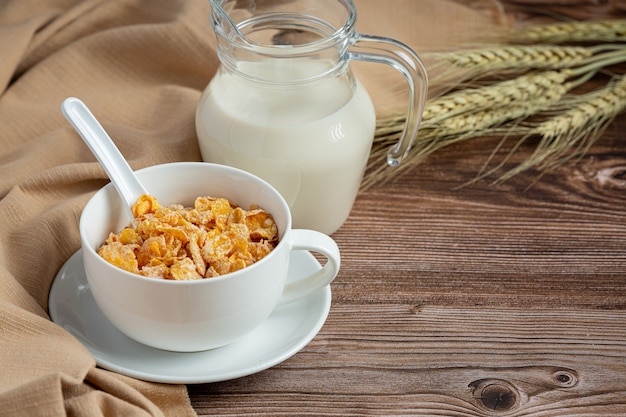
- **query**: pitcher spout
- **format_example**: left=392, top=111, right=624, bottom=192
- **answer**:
left=210, top=0, right=249, bottom=46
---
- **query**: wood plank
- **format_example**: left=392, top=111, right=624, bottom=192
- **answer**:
left=190, top=306, right=626, bottom=415
left=189, top=122, right=626, bottom=415
left=329, top=124, right=626, bottom=310
left=189, top=106, right=626, bottom=417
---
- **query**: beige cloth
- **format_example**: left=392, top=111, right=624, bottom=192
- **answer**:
left=0, top=1, right=504, bottom=415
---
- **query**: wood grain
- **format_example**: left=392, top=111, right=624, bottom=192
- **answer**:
left=189, top=120, right=626, bottom=415
left=190, top=307, right=626, bottom=415
left=189, top=5, right=626, bottom=416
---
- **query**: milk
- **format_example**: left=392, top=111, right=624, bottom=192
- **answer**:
left=196, top=59, right=376, bottom=235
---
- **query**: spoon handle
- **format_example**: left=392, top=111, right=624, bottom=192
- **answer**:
left=62, top=97, right=148, bottom=214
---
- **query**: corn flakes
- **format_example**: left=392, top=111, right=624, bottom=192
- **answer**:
left=98, top=194, right=279, bottom=280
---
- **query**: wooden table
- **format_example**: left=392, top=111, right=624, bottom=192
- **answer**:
left=188, top=107, right=626, bottom=416
left=188, top=9, right=626, bottom=417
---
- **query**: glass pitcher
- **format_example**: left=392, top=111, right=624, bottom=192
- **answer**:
left=196, top=0, right=428, bottom=235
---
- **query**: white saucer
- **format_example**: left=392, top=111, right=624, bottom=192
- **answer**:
left=49, top=249, right=331, bottom=384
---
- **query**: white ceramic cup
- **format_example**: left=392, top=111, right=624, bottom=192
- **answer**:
left=80, top=162, right=340, bottom=352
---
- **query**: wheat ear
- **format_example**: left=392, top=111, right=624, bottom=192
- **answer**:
left=511, top=19, right=626, bottom=44
left=494, top=74, right=626, bottom=183
left=427, top=44, right=626, bottom=92
left=433, top=45, right=592, bottom=71
left=429, top=70, right=571, bottom=130
left=363, top=71, right=574, bottom=189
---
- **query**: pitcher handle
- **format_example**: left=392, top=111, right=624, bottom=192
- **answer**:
left=348, top=34, right=428, bottom=167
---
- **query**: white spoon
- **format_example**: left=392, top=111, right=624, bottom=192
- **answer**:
left=62, top=97, right=148, bottom=223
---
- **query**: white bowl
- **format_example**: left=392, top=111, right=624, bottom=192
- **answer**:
left=80, top=162, right=340, bottom=352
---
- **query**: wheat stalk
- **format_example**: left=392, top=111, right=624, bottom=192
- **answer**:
left=511, top=19, right=626, bottom=44
left=426, top=45, right=590, bottom=94
left=361, top=20, right=626, bottom=190
left=494, top=74, right=626, bottom=183
left=426, top=44, right=626, bottom=92
left=363, top=70, right=576, bottom=189
left=425, top=70, right=571, bottom=127
left=434, top=45, right=592, bottom=71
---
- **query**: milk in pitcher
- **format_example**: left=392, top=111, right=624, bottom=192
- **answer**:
left=196, top=58, right=376, bottom=235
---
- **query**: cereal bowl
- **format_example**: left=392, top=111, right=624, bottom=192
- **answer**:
left=80, top=162, right=340, bottom=352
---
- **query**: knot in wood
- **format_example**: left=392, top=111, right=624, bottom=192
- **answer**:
left=594, top=166, right=626, bottom=188
left=470, top=379, right=520, bottom=413
left=552, top=369, right=579, bottom=388
left=480, top=384, right=517, bottom=411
